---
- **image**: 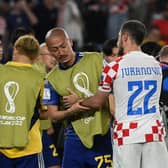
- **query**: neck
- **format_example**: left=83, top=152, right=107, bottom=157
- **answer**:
left=124, top=43, right=141, bottom=54
left=13, top=55, right=33, bottom=64
left=63, top=52, right=76, bottom=67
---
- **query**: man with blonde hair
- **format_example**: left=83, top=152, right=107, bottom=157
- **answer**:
left=0, top=35, right=45, bottom=168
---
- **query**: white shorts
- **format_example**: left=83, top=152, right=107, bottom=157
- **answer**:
left=113, top=141, right=168, bottom=168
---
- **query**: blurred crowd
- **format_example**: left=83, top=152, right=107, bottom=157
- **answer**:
left=0, top=1, right=168, bottom=167
left=0, top=0, right=168, bottom=63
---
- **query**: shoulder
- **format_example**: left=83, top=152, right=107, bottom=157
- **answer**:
left=82, top=52, right=103, bottom=62
left=30, top=66, right=45, bottom=79
left=160, top=62, right=168, bottom=70
left=83, top=52, right=103, bottom=57
left=32, top=61, right=46, bottom=74
left=115, top=56, right=124, bottom=63
left=46, top=65, right=58, bottom=79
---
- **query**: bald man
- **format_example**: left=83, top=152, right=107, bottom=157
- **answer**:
left=43, top=28, right=113, bottom=168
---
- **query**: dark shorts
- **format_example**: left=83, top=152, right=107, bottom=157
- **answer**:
left=62, top=129, right=113, bottom=168
left=42, top=130, right=61, bottom=167
left=0, top=153, right=39, bottom=168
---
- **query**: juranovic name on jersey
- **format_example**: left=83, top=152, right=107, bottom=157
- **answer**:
left=121, top=66, right=162, bottom=78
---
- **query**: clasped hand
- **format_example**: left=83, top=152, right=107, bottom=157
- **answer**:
left=63, top=88, right=90, bottom=115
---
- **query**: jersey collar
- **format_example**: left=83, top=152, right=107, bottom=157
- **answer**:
left=6, top=61, right=32, bottom=67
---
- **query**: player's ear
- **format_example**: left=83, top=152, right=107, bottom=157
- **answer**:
left=13, top=48, right=17, bottom=55
left=123, top=32, right=129, bottom=42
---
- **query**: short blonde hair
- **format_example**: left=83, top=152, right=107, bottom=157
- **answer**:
left=14, top=35, right=40, bottom=60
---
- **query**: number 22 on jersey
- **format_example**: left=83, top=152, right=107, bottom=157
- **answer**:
left=127, top=80, right=157, bottom=115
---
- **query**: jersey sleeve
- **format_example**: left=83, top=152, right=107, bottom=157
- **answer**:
left=42, top=80, right=59, bottom=105
left=98, top=61, right=119, bottom=92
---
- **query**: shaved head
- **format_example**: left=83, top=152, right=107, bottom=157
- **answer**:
left=40, top=42, right=46, bottom=48
left=45, top=27, right=75, bottom=67
left=45, top=27, right=69, bottom=41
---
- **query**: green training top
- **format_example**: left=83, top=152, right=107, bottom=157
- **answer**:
left=0, top=62, right=44, bottom=148
left=48, top=52, right=111, bottom=148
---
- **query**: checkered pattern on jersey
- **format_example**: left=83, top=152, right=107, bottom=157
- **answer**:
left=113, top=120, right=138, bottom=146
left=99, top=57, right=123, bottom=92
left=145, top=120, right=164, bottom=142
left=113, top=120, right=164, bottom=146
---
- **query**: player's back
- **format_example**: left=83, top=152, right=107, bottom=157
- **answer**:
left=113, top=51, right=163, bottom=145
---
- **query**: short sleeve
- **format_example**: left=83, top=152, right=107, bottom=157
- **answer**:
left=98, top=61, right=119, bottom=92
left=42, top=80, right=60, bottom=105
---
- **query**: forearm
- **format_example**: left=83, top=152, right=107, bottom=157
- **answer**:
left=80, top=95, right=100, bottom=109
left=81, top=91, right=109, bottom=109
left=47, top=105, right=74, bottom=121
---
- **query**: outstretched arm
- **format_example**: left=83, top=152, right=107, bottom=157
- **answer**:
left=80, top=91, right=109, bottom=109
left=64, top=91, right=109, bottom=116
left=47, top=105, right=72, bottom=121
left=47, top=103, right=90, bottom=121
left=62, top=89, right=110, bottom=115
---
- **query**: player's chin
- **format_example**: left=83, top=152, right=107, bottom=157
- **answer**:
left=61, top=58, right=70, bottom=64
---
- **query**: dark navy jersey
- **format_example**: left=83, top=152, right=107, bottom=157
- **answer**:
left=160, top=62, right=168, bottom=124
